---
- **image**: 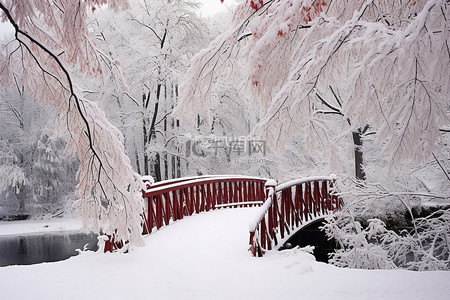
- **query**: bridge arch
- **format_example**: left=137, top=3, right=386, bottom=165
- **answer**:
left=280, top=218, right=339, bottom=263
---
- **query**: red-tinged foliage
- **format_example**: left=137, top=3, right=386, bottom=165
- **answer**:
left=304, top=14, right=312, bottom=24
left=0, top=0, right=146, bottom=247
left=277, top=29, right=286, bottom=37
left=250, top=0, right=264, bottom=11
left=180, top=0, right=449, bottom=171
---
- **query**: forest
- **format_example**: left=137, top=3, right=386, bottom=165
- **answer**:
left=0, top=0, right=449, bottom=270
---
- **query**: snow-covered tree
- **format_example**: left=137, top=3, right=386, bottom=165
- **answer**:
left=90, top=0, right=208, bottom=181
left=0, top=87, right=78, bottom=218
left=0, top=0, right=144, bottom=246
left=178, top=0, right=449, bottom=166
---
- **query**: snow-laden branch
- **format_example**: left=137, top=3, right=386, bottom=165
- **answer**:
left=178, top=0, right=449, bottom=164
left=0, top=0, right=145, bottom=247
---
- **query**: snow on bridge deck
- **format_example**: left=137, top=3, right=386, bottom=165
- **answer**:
left=1, top=207, right=450, bottom=299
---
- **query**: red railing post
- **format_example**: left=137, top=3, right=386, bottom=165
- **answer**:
left=184, top=187, right=190, bottom=215
left=228, top=181, right=234, bottom=204
left=304, top=183, right=311, bottom=221
left=216, top=182, right=222, bottom=206
left=280, top=189, right=286, bottom=239
left=155, top=194, right=163, bottom=229
left=104, top=235, right=114, bottom=253
left=294, top=184, right=302, bottom=227
left=234, top=181, right=239, bottom=204
left=195, top=186, right=200, bottom=213
left=164, top=192, right=171, bottom=225
left=223, top=182, right=229, bottom=205
left=172, top=190, right=179, bottom=221
left=260, top=217, right=267, bottom=251
left=189, top=186, right=195, bottom=215
left=285, top=187, right=293, bottom=229
left=313, top=181, right=321, bottom=216
left=206, top=183, right=212, bottom=211
left=239, top=181, right=245, bottom=206
left=199, top=185, right=205, bottom=212
left=212, top=182, right=217, bottom=209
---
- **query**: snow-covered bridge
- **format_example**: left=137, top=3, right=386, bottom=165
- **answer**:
left=105, top=175, right=343, bottom=256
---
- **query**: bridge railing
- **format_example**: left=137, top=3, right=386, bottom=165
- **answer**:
left=142, top=175, right=268, bottom=234
left=249, top=175, right=342, bottom=257
left=105, top=175, right=267, bottom=252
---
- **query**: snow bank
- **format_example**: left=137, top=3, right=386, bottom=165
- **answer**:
left=0, top=218, right=82, bottom=236
left=0, top=208, right=449, bottom=299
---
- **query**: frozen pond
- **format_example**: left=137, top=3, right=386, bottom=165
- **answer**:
left=0, top=232, right=98, bottom=267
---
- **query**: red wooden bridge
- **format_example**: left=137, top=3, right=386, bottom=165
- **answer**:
left=105, top=175, right=342, bottom=256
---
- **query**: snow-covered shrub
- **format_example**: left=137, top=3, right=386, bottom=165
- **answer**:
left=405, top=209, right=450, bottom=271
left=324, top=214, right=397, bottom=269
left=324, top=187, right=450, bottom=271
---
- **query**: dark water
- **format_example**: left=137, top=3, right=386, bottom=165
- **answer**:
left=0, top=232, right=99, bottom=267
left=282, top=219, right=338, bottom=263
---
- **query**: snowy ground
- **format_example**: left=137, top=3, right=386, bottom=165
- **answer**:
left=0, top=207, right=449, bottom=299
left=0, top=218, right=82, bottom=236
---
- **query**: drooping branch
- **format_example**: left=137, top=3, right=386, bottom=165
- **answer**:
left=0, top=3, right=101, bottom=165
left=0, top=1, right=145, bottom=247
left=432, top=152, right=450, bottom=182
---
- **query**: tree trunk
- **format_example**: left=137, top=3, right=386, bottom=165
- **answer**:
left=154, top=152, right=162, bottom=182
left=134, top=142, right=141, bottom=175
left=148, top=85, right=160, bottom=177
left=171, top=155, right=176, bottom=179
left=176, top=156, right=181, bottom=178
left=352, top=127, right=367, bottom=181
left=143, top=93, right=150, bottom=175
left=164, top=152, right=168, bottom=180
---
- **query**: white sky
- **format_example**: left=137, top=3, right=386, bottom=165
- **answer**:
left=197, top=0, right=236, bottom=17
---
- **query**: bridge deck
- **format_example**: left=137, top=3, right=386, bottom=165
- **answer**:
left=143, top=207, right=259, bottom=263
